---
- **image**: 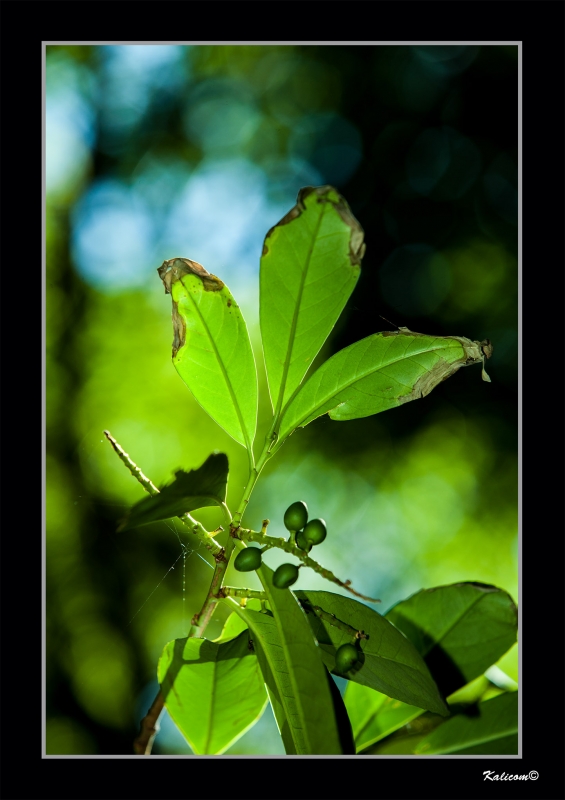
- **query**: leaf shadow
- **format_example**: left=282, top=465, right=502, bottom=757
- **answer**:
left=388, top=613, right=466, bottom=698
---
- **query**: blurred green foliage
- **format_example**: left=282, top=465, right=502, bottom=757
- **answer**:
left=46, top=44, right=517, bottom=755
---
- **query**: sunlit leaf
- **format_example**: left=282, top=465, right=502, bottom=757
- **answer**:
left=415, top=691, right=518, bottom=755
left=276, top=328, right=493, bottom=446
left=231, top=565, right=344, bottom=754
left=386, top=582, right=518, bottom=697
left=260, top=185, right=364, bottom=416
left=118, top=452, right=228, bottom=530
left=295, top=590, right=448, bottom=716
left=157, top=630, right=267, bottom=755
left=158, top=257, right=257, bottom=450
left=213, top=612, right=248, bottom=643
left=252, top=631, right=297, bottom=755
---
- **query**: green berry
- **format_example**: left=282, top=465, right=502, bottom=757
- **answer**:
left=303, top=518, right=327, bottom=546
left=335, top=643, right=358, bottom=673
left=284, top=501, right=308, bottom=532
left=273, top=563, right=300, bottom=589
left=296, top=529, right=312, bottom=553
left=234, top=548, right=262, bottom=572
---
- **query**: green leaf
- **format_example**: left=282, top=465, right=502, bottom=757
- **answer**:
left=214, top=612, right=248, bottom=643
left=343, top=583, right=518, bottom=751
left=260, top=186, right=364, bottom=416
left=344, top=682, right=423, bottom=752
left=230, top=565, right=345, bottom=754
left=386, top=582, right=518, bottom=697
left=276, top=328, right=492, bottom=445
left=252, top=632, right=297, bottom=755
left=157, top=630, right=267, bottom=755
left=295, top=591, right=448, bottom=716
left=118, top=453, right=228, bottom=530
left=158, top=257, right=257, bottom=450
left=415, top=692, right=518, bottom=755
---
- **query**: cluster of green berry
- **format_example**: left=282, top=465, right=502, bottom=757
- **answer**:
left=275, top=501, right=326, bottom=589
left=232, top=500, right=327, bottom=590
left=232, top=500, right=359, bottom=672
left=284, top=501, right=327, bottom=554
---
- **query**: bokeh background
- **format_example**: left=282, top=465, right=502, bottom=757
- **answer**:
left=46, top=44, right=518, bottom=755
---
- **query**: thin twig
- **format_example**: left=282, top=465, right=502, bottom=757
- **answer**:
left=133, top=542, right=233, bottom=755
left=133, top=692, right=165, bottom=755
left=104, top=429, right=233, bottom=754
left=104, top=430, right=223, bottom=555
left=189, top=543, right=230, bottom=638
left=220, top=587, right=268, bottom=601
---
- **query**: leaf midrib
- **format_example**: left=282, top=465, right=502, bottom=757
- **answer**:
left=181, top=277, right=252, bottom=453
left=356, top=703, right=423, bottom=749
left=273, top=204, right=328, bottom=421
left=204, top=647, right=219, bottom=754
left=424, top=721, right=518, bottom=754
left=260, top=577, right=313, bottom=752
left=282, top=335, right=464, bottom=430
left=240, top=608, right=308, bottom=754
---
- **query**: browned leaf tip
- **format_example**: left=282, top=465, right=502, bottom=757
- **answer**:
left=157, top=257, right=224, bottom=294
left=262, top=186, right=365, bottom=267
left=157, top=258, right=225, bottom=358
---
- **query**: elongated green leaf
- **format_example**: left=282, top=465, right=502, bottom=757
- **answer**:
left=386, top=582, right=518, bottom=697
left=295, top=591, right=448, bottom=716
left=118, top=453, right=228, bottom=530
left=415, top=691, right=518, bottom=755
left=252, top=632, right=297, bottom=755
left=231, top=565, right=344, bottom=754
left=276, top=328, right=492, bottom=445
left=158, top=257, right=257, bottom=449
left=157, top=630, right=267, bottom=755
left=344, top=682, right=423, bottom=752
left=260, top=186, right=364, bottom=416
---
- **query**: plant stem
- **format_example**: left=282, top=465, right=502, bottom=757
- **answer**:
left=231, top=445, right=273, bottom=527
left=298, top=599, right=369, bottom=640
left=104, top=430, right=223, bottom=556
left=136, top=538, right=235, bottom=756
left=105, top=430, right=231, bottom=753
left=189, top=541, right=233, bottom=638
left=133, top=693, right=165, bottom=755
left=235, top=527, right=381, bottom=603
left=125, top=428, right=273, bottom=755
left=220, top=587, right=267, bottom=600
left=132, top=447, right=252, bottom=755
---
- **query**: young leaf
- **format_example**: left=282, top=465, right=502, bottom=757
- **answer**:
left=231, top=564, right=345, bottom=754
left=276, top=328, right=493, bottom=446
left=295, top=590, right=448, bottom=716
left=414, top=691, right=518, bottom=755
left=260, top=186, right=365, bottom=416
left=344, top=682, right=423, bottom=753
left=157, top=630, right=267, bottom=755
left=158, top=258, right=258, bottom=451
left=386, top=582, right=518, bottom=697
left=118, top=452, right=228, bottom=530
